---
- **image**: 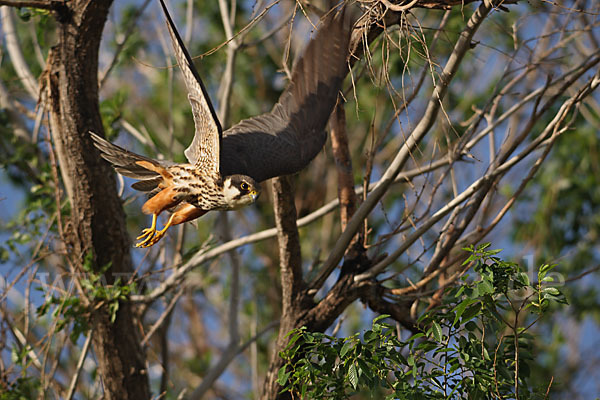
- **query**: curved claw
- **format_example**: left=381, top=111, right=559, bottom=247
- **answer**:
left=135, top=214, right=158, bottom=248
left=137, top=229, right=167, bottom=248
left=135, top=213, right=176, bottom=248
left=135, top=231, right=157, bottom=247
left=136, top=228, right=155, bottom=241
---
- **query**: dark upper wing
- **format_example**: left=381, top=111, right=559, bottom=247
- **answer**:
left=219, top=8, right=351, bottom=182
left=158, top=0, right=222, bottom=172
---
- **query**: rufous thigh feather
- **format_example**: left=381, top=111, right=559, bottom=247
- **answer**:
left=170, top=203, right=207, bottom=225
left=141, top=186, right=181, bottom=215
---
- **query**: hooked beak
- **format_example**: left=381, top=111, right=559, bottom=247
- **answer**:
left=249, top=190, right=259, bottom=202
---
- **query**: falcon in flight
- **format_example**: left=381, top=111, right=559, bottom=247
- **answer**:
left=91, top=0, right=351, bottom=247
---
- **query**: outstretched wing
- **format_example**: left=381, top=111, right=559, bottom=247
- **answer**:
left=90, top=132, right=175, bottom=192
left=158, top=0, right=222, bottom=172
left=219, top=8, right=351, bottom=183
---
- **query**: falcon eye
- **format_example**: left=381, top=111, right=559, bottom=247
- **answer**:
left=240, top=182, right=249, bottom=191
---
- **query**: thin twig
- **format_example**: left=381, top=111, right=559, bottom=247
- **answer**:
left=130, top=158, right=454, bottom=303
left=217, top=0, right=239, bottom=125
left=1, top=6, right=38, bottom=99
left=99, top=0, right=152, bottom=88
left=141, top=289, right=183, bottom=347
left=188, top=320, right=279, bottom=399
left=65, top=329, right=94, bottom=400
left=310, top=0, right=497, bottom=293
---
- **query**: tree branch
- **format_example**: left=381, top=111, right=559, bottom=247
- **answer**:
left=311, top=0, right=497, bottom=292
left=65, top=328, right=93, bottom=400
left=42, top=0, right=149, bottom=397
left=130, top=156, right=456, bottom=303
left=1, top=6, right=38, bottom=100
left=272, top=175, right=305, bottom=310
left=330, top=99, right=358, bottom=233
left=99, top=0, right=151, bottom=88
left=188, top=212, right=243, bottom=399
left=356, top=68, right=600, bottom=282
left=0, top=0, right=63, bottom=11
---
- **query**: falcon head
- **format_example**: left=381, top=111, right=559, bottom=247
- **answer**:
left=222, top=174, right=261, bottom=209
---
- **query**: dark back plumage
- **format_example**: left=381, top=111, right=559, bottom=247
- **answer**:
left=220, top=10, right=351, bottom=182
left=92, top=2, right=352, bottom=196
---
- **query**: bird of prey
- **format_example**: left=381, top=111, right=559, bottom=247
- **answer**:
left=91, top=0, right=351, bottom=247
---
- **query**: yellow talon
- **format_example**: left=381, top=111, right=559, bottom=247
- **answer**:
left=135, top=214, right=158, bottom=247
left=136, top=214, right=176, bottom=248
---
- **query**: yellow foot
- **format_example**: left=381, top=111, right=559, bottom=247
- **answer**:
left=136, top=228, right=167, bottom=248
left=135, top=213, right=176, bottom=248
left=135, top=229, right=157, bottom=247
left=135, top=214, right=158, bottom=248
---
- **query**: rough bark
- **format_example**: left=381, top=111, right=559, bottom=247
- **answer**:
left=43, top=1, right=149, bottom=398
left=262, top=176, right=309, bottom=400
left=262, top=1, right=506, bottom=398
left=263, top=175, right=411, bottom=398
left=329, top=101, right=356, bottom=231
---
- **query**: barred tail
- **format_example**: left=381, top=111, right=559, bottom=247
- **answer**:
left=89, top=132, right=171, bottom=192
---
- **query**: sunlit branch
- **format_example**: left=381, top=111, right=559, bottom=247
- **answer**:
left=0, top=0, right=61, bottom=9
left=309, top=0, right=497, bottom=293
left=65, top=329, right=93, bottom=400
left=130, top=157, right=455, bottom=303
left=356, top=71, right=600, bottom=281
left=1, top=6, right=38, bottom=100
left=99, top=0, right=152, bottom=88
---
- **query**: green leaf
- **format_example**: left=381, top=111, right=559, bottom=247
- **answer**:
left=364, top=329, right=377, bottom=343
left=348, top=362, right=358, bottom=389
left=543, top=287, right=560, bottom=296
left=477, top=280, right=494, bottom=295
left=462, top=303, right=482, bottom=322
left=516, top=272, right=530, bottom=286
left=277, top=366, right=290, bottom=386
left=356, top=358, right=372, bottom=380
left=452, top=299, right=475, bottom=326
left=340, top=340, right=353, bottom=358
left=373, top=314, right=390, bottom=324
left=465, top=321, right=478, bottom=332
left=431, top=321, right=443, bottom=342
left=539, top=263, right=555, bottom=275
left=407, top=332, right=425, bottom=342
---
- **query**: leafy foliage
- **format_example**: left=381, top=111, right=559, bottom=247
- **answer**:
left=35, top=253, right=137, bottom=343
left=279, top=245, right=566, bottom=399
left=0, top=0, right=598, bottom=397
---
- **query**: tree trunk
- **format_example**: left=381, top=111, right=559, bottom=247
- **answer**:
left=44, top=1, right=149, bottom=398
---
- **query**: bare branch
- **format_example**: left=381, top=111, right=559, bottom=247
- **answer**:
left=272, top=175, right=305, bottom=308
left=65, top=329, right=93, bottom=400
left=311, top=0, right=497, bottom=292
left=99, top=0, right=152, bottom=88
left=0, top=0, right=62, bottom=10
left=330, top=100, right=358, bottom=233
left=188, top=212, right=243, bottom=399
left=217, top=0, right=238, bottom=125
left=1, top=6, right=38, bottom=100
left=357, top=68, right=600, bottom=281
left=188, top=319, right=279, bottom=399
left=130, top=157, right=455, bottom=303
left=140, top=289, right=183, bottom=347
